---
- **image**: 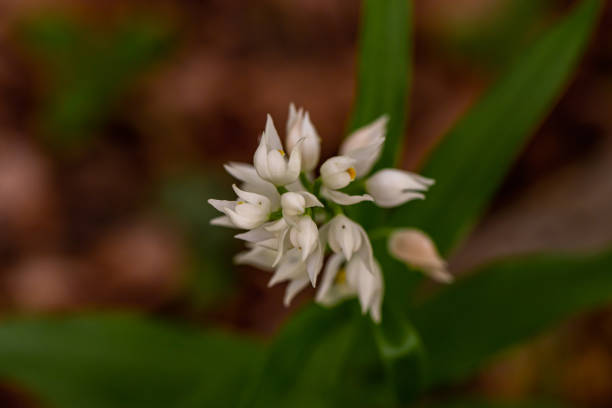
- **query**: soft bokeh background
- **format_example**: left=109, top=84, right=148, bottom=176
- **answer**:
left=1, top=0, right=612, bottom=406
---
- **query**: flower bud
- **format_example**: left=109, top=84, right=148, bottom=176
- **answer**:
left=339, top=116, right=387, bottom=177
left=281, top=192, right=306, bottom=217
left=388, top=228, right=452, bottom=283
left=320, top=156, right=357, bottom=190
left=289, top=216, right=319, bottom=261
left=254, top=115, right=301, bottom=186
left=222, top=185, right=271, bottom=230
left=286, top=105, right=321, bottom=172
left=366, top=169, right=434, bottom=208
left=327, top=214, right=363, bottom=261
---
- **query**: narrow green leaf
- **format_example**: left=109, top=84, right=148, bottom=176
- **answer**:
left=0, top=314, right=261, bottom=408
left=390, top=0, right=602, bottom=254
left=349, top=0, right=412, bottom=171
left=411, top=249, right=612, bottom=387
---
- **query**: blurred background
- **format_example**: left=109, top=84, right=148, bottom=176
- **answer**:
left=1, top=0, right=612, bottom=406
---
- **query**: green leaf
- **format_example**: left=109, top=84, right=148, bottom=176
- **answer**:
left=0, top=314, right=261, bottom=408
left=349, top=0, right=412, bottom=171
left=390, top=0, right=602, bottom=254
left=411, top=249, right=612, bottom=387
left=239, top=303, right=358, bottom=408
left=426, top=400, right=569, bottom=408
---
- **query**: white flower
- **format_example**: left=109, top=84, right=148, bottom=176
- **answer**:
left=315, top=253, right=383, bottom=323
left=366, top=169, right=434, bottom=208
left=320, top=156, right=356, bottom=190
left=254, top=115, right=302, bottom=186
left=327, top=214, right=365, bottom=261
left=340, top=116, right=388, bottom=177
left=268, top=249, right=311, bottom=306
left=208, top=184, right=271, bottom=230
left=388, top=228, right=452, bottom=283
left=286, top=104, right=321, bottom=172
left=235, top=219, right=290, bottom=267
left=281, top=191, right=323, bottom=219
left=209, top=105, right=442, bottom=323
left=224, top=162, right=280, bottom=210
left=289, top=216, right=319, bottom=261
left=319, top=156, right=374, bottom=206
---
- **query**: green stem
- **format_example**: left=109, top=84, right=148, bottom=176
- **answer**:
left=299, top=173, right=314, bottom=192
left=269, top=209, right=283, bottom=221
left=276, top=186, right=289, bottom=195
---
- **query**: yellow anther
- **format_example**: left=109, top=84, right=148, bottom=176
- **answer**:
left=347, top=167, right=356, bottom=181
left=237, top=201, right=245, bottom=205
left=334, top=268, right=347, bottom=285
left=277, top=149, right=286, bottom=156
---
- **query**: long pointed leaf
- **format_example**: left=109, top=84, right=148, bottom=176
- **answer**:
left=412, top=249, right=612, bottom=387
left=390, top=0, right=602, bottom=254
left=349, top=0, right=412, bottom=171
left=0, top=314, right=260, bottom=408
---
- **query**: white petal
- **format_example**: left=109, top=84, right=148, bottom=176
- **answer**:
left=264, top=114, right=283, bottom=151
left=253, top=139, right=270, bottom=180
left=320, top=156, right=355, bottom=175
left=286, top=104, right=304, bottom=153
left=320, top=156, right=356, bottom=190
left=328, top=215, right=362, bottom=261
left=234, top=227, right=274, bottom=243
left=298, top=191, right=323, bottom=208
left=348, top=258, right=375, bottom=314
left=284, top=276, right=310, bottom=306
left=305, top=241, right=323, bottom=286
left=234, top=246, right=277, bottom=270
left=224, top=162, right=280, bottom=210
left=285, top=139, right=302, bottom=182
left=289, top=216, right=319, bottom=261
left=232, top=184, right=270, bottom=209
left=345, top=140, right=384, bottom=177
left=267, top=150, right=288, bottom=181
left=321, top=187, right=373, bottom=206
left=224, top=208, right=264, bottom=230
left=210, top=215, right=236, bottom=228
left=265, top=218, right=288, bottom=233
left=272, top=228, right=290, bottom=267
left=340, top=116, right=388, bottom=155
left=340, top=116, right=388, bottom=176
left=269, top=249, right=304, bottom=286
left=315, top=253, right=345, bottom=305
left=281, top=192, right=306, bottom=217
left=299, top=112, right=321, bottom=171
left=208, top=199, right=235, bottom=213
left=355, top=223, right=376, bottom=274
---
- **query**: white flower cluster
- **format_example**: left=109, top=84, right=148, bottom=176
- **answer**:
left=209, top=104, right=444, bottom=322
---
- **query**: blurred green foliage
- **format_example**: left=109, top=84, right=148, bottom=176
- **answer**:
left=158, top=171, right=236, bottom=308
left=0, top=1, right=608, bottom=407
left=20, top=15, right=174, bottom=149
left=0, top=315, right=261, bottom=408
left=443, top=0, right=553, bottom=68
left=412, top=249, right=612, bottom=387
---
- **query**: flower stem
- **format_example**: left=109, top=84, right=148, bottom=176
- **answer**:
left=299, top=172, right=313, bottom=192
